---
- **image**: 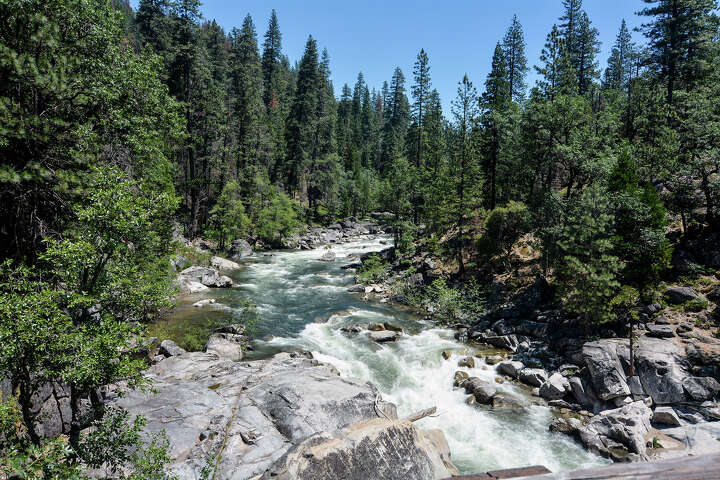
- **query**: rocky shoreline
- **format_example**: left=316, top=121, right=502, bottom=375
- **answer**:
left=105, top=350, right=458, bottom=480
left=347, top=246, right=720, bottom=465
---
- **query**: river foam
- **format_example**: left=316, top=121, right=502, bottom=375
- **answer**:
left=167, top=234, right=609, bottom=474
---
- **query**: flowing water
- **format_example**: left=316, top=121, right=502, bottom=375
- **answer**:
left=162, top=236, right=610, bottom=475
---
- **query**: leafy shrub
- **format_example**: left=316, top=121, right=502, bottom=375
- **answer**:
left=425, top=278, right=486, bottom=325
left=255, top=189, right=301, bottom=245
left=685, top=297, right=710, bottom=313
left=357, top=254, right=389, bottom=284
left=476, top=201, right=531, bottom=259
left=206, top=180, right=250, bottom=250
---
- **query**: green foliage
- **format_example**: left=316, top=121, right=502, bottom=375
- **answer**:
left=357, top=254, right=389, bottom=284
left=557, top=185, right=621, bottom=325
left=424, top=279, right=486, bottom=325
left=684, top=297, right=710, bottom=313
left=255, top=188, right=301, bottom=245
left=0, top=396, right=177, bottom=480
left=207, top=180, right=250, bottom=250
left=477, top=201, right=531, bottom=260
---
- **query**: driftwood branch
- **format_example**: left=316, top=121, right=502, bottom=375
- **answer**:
left=402, top=407, right=437, bottom=423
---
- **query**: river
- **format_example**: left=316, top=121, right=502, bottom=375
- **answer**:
left=160, top=235, right=610, bottom=475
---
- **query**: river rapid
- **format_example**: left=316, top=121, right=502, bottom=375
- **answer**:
left=164, top=235, right=609, bottom=475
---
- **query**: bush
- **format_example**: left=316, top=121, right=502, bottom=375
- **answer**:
left=206, top=180, right=250, bottom=250
left=255, top=189, right=301, bottom=245
left=424, top=278, right=486, bottom=325
left=357, top=254, right=389, bottom=284
left=476, top=201, right=531, bottom=259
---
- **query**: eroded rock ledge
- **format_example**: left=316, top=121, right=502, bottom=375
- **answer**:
left=105, top=352, right=458, bottom=480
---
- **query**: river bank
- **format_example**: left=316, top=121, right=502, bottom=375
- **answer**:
left=354, top=242, right=720, bottom=465
left=124, top=227, right=615, bottom=479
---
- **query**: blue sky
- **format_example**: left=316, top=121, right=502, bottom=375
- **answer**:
left=131, top=0, right=648, bottom=112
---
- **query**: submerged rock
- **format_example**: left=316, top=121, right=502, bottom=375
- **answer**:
left=192, top=299, right=216, bottom=307
left=319, top=250, right=336, bottom=262
left=367, top=330, right=401, bottom=343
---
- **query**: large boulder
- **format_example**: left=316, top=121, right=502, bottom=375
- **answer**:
left=227, top=239, right=253, bottom=260
left=518, top=368, right=548, bottom=387
left=634, top=337, right=688, bottom=405
left=497, top=360, right=524, bottom=379
left=484, top=335, right=520, bottom=352
left=463, top=377, right=496, bottom=404
left=551, top=400, right=653, bottom=461
left=160, top=339, right=186, bottom=357
left=683, top=376, right=720, bottom=401
left=666, top=286, right=700, bottom=305
left=211, top=256, right=240, bottom=271
left=179, top=266, right=232, bottom=288
left=110, top=352, right=453, bottom=479
left=540, top=373, right=570, bottom=400
left=652, top=406, right=682, bottom=426
left=260, top=419, right=459, bottom=480
left=204, top=333, right=245, bottom=361
left=582, top=340, right=631, bottom=401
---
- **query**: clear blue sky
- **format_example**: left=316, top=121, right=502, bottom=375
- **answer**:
left=131, top=0, right=648, bottom=112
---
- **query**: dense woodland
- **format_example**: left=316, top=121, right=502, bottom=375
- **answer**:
left=2, top=0, right=720, bottom=477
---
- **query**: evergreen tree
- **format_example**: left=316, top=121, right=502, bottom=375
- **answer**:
left=604, top=19, right=636, bottom=90
left=559, top=0, right=583, bottom=71
left=639, top=0, right=719, bottom=104
left=410, top=49, right=432, bottom=168
left=380, top=67, right=410, bottom=173
left=449, top=75, right=482, bottom=273
left=575, top=12, right=601, bottom=94
left=535, top=25, right=576, bottom=100
left=502, top=15, right=529, bottom=102
left=261, top=9, right=282, bottom=108
left=557, top=185, right=621, bottom=327
left=482, top=43, right=511, bottom=210
left=285, top=36, right=320, bottom=205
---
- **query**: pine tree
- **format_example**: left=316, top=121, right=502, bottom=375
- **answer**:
left=639, top=0, right=719, bottom=104
left=483, top=43, right=510, bottom=108
left=285, top=36, right=320, bottom=205
left=380, top=67, right=409, bottom=172
left=535, top=25, right=577, bottom=100
left=230, top=15, right=265, bottom=180
left=502, top=15, right=528, bottom=102
left=261, top=9, right=282, bottom=108
left=450, top=75, right=481, bottom=273
left=575, top=12, right=601, bottom=94
left=411, top=49, right=432, bottom=169
left=604, top=19, right=636, bottom=90
left=136, top=0, right=173, bottom=61
left=482, top=43, right=510, bottom=210
left=559, top=0, right=583, bottom=71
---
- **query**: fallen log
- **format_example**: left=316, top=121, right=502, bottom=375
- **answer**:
left=402, top=406, right=437, bottom=423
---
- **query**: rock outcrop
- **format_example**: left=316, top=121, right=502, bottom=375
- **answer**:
left=260, top=418, right=458, bottom=480
left=178, top=266, right=233, bottom=291
left=551, top=401, right=653, bottom=461
left=107, top=352, right=456, bottom=480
